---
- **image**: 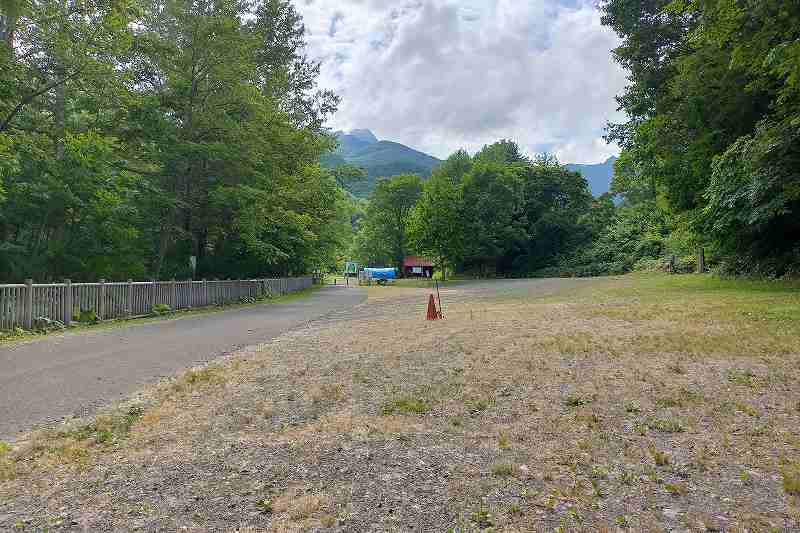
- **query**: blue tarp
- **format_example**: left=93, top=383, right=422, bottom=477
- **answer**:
left=364, top=267, right=397, bottom=280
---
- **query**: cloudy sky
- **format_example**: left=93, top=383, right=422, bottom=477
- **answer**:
left=294, top=0, right=627, bottom=164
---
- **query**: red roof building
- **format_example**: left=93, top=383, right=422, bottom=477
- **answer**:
left=402, top=256, right=435, bottom=278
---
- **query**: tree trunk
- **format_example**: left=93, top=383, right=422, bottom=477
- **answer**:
left=53, top=0, right=68, bottom=159
left=154, top=226, right=170, bottom=278
left=697, top=246, right=705, bottom=273
left=54, top=82, right=66, bottom=159
left=0, top=0, right=21, bottom=48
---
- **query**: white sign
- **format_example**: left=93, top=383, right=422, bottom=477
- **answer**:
left=412, top=266, right=423, bottom=274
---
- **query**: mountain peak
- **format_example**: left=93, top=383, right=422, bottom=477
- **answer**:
left=324, top=130, right=441, bottom=198
left=347, top=129, right=378, bottom=144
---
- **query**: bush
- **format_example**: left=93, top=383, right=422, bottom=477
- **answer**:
left=633, top=257, right=665, bottom=272
left=715, top=249, right=800, bottom=279
left=34, top=317, right=66, bottom=331
left=533, top=260, right=628, bottom=278
left=151, top=304, right=172, bottom=316
left=77, top=310, right=99, bottom=323
left=675, top=255, right=696, bottom=274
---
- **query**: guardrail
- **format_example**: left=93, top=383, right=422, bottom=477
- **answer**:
left=0, top=277, right=314, bottom=331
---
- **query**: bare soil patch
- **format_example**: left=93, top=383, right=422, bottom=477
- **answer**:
left=1, top=275, right=799, bottom=532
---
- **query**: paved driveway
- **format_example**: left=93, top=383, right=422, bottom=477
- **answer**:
left=0, top=286, right=366, bottom=440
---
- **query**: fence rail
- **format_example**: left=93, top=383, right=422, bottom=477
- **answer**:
left=0, top=277, right=314, bottom=331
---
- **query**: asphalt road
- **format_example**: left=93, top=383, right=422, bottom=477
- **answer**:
left=0, top=286, right=366, bottom=441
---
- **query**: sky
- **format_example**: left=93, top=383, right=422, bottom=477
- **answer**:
left=294, top=0, right=627, bottom=164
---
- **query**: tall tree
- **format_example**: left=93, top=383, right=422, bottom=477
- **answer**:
left=409, top=170, right=465, bottom=278
left=0, top=0, right=345, bottom=282
left=601, top=0, right=800, bottom=273
left=358, top=174, right=423, bottom=269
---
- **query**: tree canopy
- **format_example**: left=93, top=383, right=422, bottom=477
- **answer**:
left=602, top=0, right=800, bottom=275
left=354, top=141, right=598, bottom=278
left=0, top=0, right=351, bottom=282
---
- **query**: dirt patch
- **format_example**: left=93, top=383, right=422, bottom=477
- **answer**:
left=1, top=276, right=799, bottom=531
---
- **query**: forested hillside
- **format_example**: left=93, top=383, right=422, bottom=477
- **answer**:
left=0, top=0, right=352, bottom=283
left=321, top=130, right=441, bottom=198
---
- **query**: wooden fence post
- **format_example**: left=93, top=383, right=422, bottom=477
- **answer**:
left=98, top=279, right=106, bottom=320
left=64, top=279, right=72, bottom=327
left=697, top=246, right=706, bottom=273
left=24, top=279, right=33, bottom=329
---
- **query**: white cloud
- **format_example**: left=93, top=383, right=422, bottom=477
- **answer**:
left=295, top=0, right=626, bottom=164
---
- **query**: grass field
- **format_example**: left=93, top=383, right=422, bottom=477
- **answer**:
left=1, top=274, right=799, bottom=531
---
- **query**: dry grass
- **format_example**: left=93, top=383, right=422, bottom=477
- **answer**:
left=1, top=274, right=799, bottom=531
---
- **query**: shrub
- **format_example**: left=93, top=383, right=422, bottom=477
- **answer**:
left=77, top=309, right=99, bottom=323
left=633, top=257, right=665, bottom=272
left=674, top=255, right=697, bottom=274
left=151, top=304, right=172, bottom=316
left=34, top=317, right=66, bottom=331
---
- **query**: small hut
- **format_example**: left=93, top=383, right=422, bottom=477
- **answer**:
left=402, top=256, right=435, bottom=278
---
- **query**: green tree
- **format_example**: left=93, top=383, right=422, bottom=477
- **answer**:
left=408, top=170, right=464, bottom=278
left=459, top=160, right=523, bottom=276
left=0, top=0, right=345, bottom=282
left=512, top=157, right=594, bottom=273
left=357, top=174, right=423, bottom=269
left=601, top=0, right=800, bottom=273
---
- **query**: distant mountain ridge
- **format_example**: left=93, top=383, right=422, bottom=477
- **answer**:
left=322, top=129, right=617, bottom=199
left=321, top=129, right=441, bottom=197
left=565, top=157, right=617, bottom=197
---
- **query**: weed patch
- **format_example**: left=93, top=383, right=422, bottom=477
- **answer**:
left=726, top=368, right=768, bottom=389
left=464, top=397, right=492, bottom=414
left=645, top=416, right=685, bottom=433
left=565, top=391, right=597, bottom=408
left=491, top=462, right=516, bottom=477
left=381, top=395, right=431, bottom=415
left=782, top=465, right=800, bottom=495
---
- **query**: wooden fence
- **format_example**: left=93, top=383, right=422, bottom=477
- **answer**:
left=0, top=277, right=314, bottom=331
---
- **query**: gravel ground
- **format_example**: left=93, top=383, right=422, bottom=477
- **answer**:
left=1, top=276, right=799, bottom=532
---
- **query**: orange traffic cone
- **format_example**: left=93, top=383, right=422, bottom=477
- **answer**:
left=426, top=294, right=439, bottom=321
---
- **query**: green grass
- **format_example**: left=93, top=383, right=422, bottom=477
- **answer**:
left=57, top=404, right=145, bottom=445
left=781, top=464, right=800, bottom=495
left=563, top=273, right=800, bottom=358
left=600, top=273, right=800, bottom=322
left=381, top=395, right=432, bottom=415
left=490, top=462, right=516, bottom=477
left=0, top=285, right=322, bottom=346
